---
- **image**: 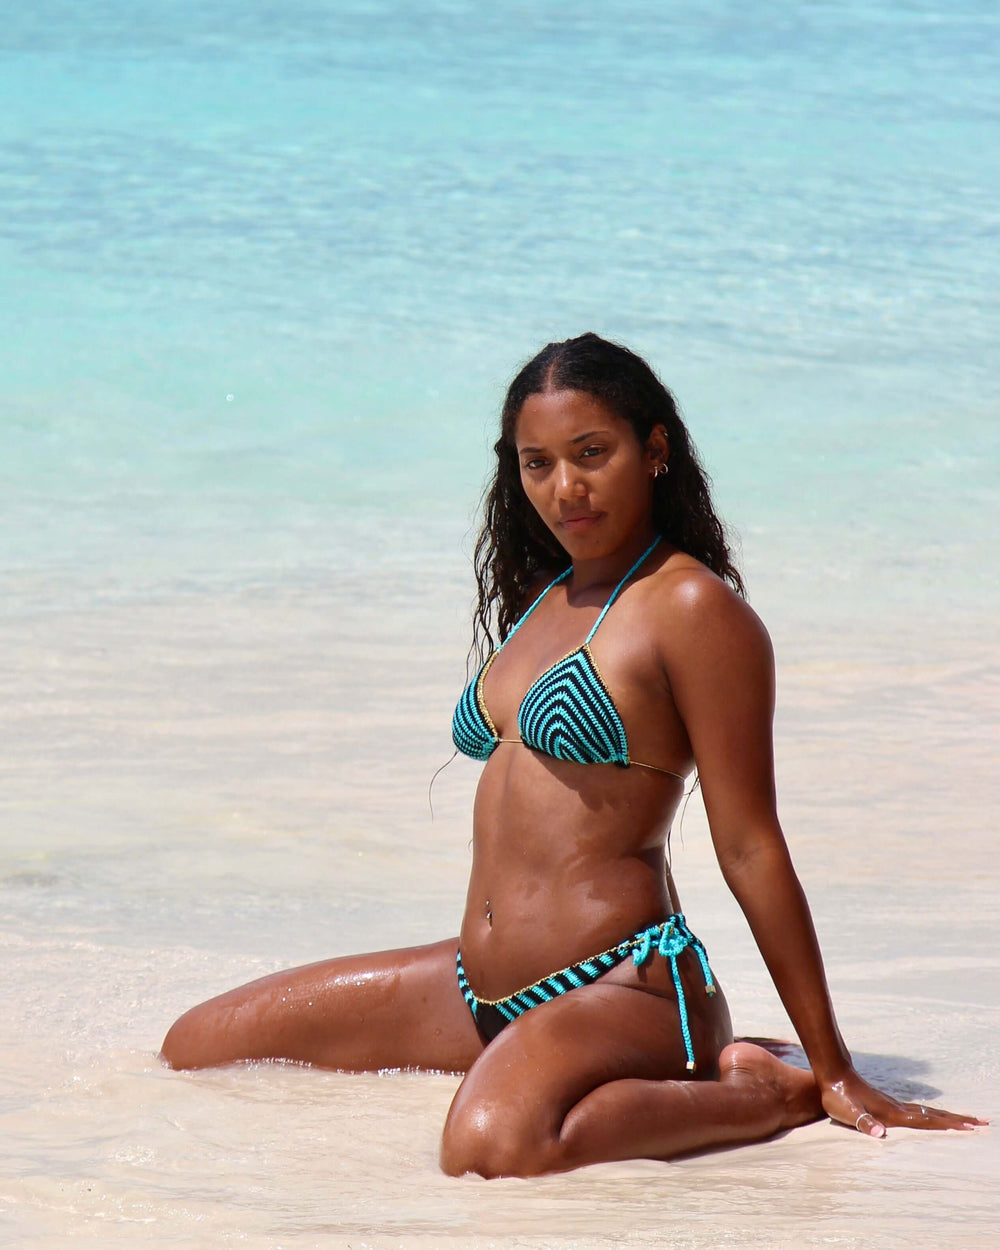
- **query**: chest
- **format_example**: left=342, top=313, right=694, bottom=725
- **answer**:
left=481, top=603, right=658, bottom=738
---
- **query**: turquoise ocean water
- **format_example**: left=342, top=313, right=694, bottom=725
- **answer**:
left=2, top=0, right=998, bottom=618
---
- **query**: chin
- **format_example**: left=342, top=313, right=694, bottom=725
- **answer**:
left=556, top=524, right=618, bottom=558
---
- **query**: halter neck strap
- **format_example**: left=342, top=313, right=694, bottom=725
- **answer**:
left=584, top=535, right=662, bottom=644
left=503, top=534, right=662, bottom=647
left=504, top=565, right=572, bottom=642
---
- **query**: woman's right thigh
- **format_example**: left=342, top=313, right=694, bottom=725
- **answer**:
left=160, top=937, right=485, bottom=1074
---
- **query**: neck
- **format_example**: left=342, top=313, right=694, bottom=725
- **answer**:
left=567, top=527, right=661, bottom=593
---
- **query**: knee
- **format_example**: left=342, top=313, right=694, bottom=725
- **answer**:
left=160, top=1002, right=224, bottom=1070
left=440, top=1095, right=553, bottom=1179
left=159, top=1009, right=200, bottom=1070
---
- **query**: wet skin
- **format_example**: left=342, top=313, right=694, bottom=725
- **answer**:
left=161, top=389, right=985, bottom=1176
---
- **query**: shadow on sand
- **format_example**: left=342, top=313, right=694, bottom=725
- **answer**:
left=740, top=1035, right=944, bottom=1102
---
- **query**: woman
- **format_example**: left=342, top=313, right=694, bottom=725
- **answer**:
left=162, top=333, right=981, bottom=1176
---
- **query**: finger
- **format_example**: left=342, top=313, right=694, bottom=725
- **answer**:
left=853, top=1110, right=886, bottom=1139
left=896, top=1103, right=987, bottom=1131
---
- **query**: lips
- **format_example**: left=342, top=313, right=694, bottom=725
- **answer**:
left=560, top=512, right=603, bottom=530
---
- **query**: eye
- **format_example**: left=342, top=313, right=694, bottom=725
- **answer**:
left=522, top=456, right=548, bottom=471
left=580, top=444, right=606, bottom=460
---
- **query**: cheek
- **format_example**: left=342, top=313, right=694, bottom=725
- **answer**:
left=518, top=473, right=547, bottom=519
left=609, top=450, right=649, bottom=492
left=609, top=459, right=654, bottom=521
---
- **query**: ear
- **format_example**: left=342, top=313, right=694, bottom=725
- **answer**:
left=645, top=424, right=670, bottom=468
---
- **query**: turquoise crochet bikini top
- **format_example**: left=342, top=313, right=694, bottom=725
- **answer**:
left=452, top=536, right=683, bottom=779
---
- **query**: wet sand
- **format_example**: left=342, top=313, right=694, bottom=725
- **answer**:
left=1, top=554, right=996, bottom=1248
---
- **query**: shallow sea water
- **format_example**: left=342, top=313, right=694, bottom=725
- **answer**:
left=2, top=1, right=999, bottom=1246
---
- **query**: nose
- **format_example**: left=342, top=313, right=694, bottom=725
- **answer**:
left=553, top=457, right=586, bottom=500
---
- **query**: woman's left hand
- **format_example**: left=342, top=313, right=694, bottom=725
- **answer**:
left=820, top=1068, right=986, bottom=1137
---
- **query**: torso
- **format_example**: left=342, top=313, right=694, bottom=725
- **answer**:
left=457, top=543, right=705, bottom=1000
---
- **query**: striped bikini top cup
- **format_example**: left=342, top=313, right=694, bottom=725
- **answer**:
left=452, top=536, right=662, bottom=769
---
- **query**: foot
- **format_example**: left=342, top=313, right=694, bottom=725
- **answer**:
left=718, top=1041, right=824, bottom=1136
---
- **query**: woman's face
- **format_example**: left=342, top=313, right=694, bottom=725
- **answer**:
left=513, top=388, right=667, bottom=561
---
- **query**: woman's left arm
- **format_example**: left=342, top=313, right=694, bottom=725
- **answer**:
left=664, top=574, right=983, bottom=1135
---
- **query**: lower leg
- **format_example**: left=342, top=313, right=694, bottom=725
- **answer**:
left=161, top=938, right=483, bottom=1074
left=555, top=1042, right=823, bottom=1172
left=442, top=1042, right=823, bottom=1177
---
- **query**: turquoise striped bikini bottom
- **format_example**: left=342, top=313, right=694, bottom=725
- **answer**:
left=456, top=914, right=716, bottom=1072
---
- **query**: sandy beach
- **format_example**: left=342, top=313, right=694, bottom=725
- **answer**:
left=1, top=536, right=996, bottom=1248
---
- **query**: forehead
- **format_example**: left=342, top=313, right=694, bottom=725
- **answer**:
left=514, top=389, right=628, bottom=448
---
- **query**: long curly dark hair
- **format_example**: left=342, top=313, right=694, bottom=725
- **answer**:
left=472, top=333, right=744, bottom=659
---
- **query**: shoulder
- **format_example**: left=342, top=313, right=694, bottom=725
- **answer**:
left=644, top=552, right=773, bottom=668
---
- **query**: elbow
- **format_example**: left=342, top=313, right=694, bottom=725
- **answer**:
left=718, top=844, right=761, bottom=892
left=716, top=826, right=791, bottom=891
